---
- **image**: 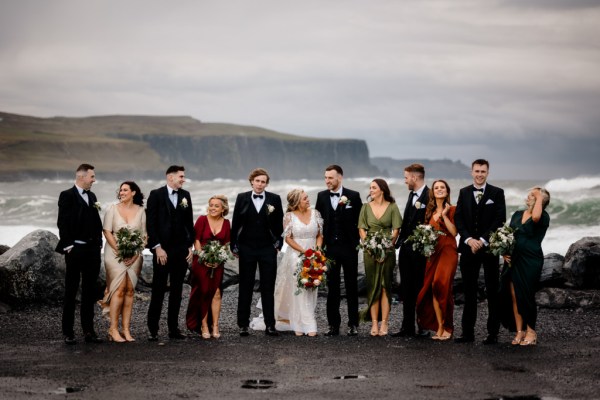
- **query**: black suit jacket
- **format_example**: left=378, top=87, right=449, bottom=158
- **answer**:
left=315, top=187, right=362, bottom=249
left=230, top=191, right=284, bottom=251
left=397, top=186, right=430, bottom=248
left=55, top=186, right=103, bottom=254
left=146, top=186, right=194, bottom=250
left=454, top=183, right=506, bottom=254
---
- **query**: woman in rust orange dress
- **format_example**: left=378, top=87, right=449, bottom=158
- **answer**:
left=416, top=180, right=458, bottom=341
left=186, top=195, right=231, bottom=339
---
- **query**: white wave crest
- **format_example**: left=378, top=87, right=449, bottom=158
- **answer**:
left=545, top=176, right=600, bottom=192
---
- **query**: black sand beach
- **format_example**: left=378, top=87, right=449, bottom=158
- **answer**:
left=1, top=286, right=599, bottom=400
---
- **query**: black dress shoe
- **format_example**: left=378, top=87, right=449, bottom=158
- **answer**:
left=168, top=330, right=187, bottom=339
left=482, top=335, right=498, bottom=345
left=239, top=327, right=249, bottom=337
left=148, top=333, right=159, bottom=342
left=265, top=326, right=280, bottom=336
left=347, top=326, right=358, bottom=336
left=324, top=326, right=339, bottom=336
left=64, top=335, right=77, bottom=345
left=84, top=333, right=103, bottom=343
left=391, top=329, right=415, bottom=338
left=454, top=335, right=475, bottom=343
left=416, top=329, right=431, bottom=338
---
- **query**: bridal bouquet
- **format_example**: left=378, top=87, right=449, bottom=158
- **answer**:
left=406, top=224, right=445, bottom=259
left=356, top=230, right=395, bottom=263
left=115, top=227, right=146, bottom=263
left=489, top=224, right=516, bottom=260
left=194, top=240, right=235, bottom=277
left=295, top=247, right=330, bottom=294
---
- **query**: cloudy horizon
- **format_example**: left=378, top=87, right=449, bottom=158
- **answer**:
left=1, top=0, right=599, bottom=179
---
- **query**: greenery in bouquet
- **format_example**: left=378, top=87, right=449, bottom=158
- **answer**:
left=489, top=224, right=516, bottom=259
left=356, top=230, right=395, bottom=263
left=115, top=227, right=146, bottom=263
left=193, top=240, right=235, bottom=278
left=294, top=247, right=330, bottom=294
left=406, top=224, right=445, bottom=258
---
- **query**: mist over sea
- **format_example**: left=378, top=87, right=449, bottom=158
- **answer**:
left=1, top=176, right=599, bottom=256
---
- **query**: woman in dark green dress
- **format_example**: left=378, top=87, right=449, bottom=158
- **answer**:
left=358, top=179, right=402, bottom=336
left=500, top=187, right=550, bottom=346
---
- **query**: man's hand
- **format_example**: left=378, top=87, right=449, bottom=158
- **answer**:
left=468, top=238, right=483, bottom=254
left=156, top=246, right=168, bottom=265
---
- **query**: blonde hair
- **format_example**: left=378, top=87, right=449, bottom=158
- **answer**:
left=286, top=189, right=304, bottom=212
left=208, top=194, right=229, bottom=216
left=530, top=187, right=551, bottom=210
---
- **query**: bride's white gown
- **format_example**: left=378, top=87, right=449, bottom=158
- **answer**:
left=250, top=209, right=323, bottom=333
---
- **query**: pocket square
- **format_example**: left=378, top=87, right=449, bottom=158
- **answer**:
left=420, top=204, right=426, bottom=209
left=485, top=199, right=494, bottom=205
left=346, top=205, right=353, bottom=209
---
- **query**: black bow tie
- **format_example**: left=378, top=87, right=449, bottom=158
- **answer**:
left=330, top=192, right=340, bottom=197
left=172, top=190, right=178, bottom=195
left=82, top=190, right=90, bottom=195
left=474, top=188, right=484, bottom=193
left=412, top=192, right=419, bottom=197
left=253, top=194, right=264, bottom=199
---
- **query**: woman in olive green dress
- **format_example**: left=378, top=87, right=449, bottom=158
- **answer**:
left=358, top=179, right=402, bottom=336
left=500, top=187, right=550, bottom=346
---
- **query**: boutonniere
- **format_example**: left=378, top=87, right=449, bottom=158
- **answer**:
left=266, top=204, right=275, bottom=214
left=180, top=198, right=188, bottom=208
left=339, top=196, right=350, bottom=206
left=476, top=192, right=483, bottom=203
left=414, top=201, right=422, bottom=209
left=93, top=202, right=102, bottom=211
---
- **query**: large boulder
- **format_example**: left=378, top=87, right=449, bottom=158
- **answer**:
left=536, top=287, right=600, bottom=309
left=562, top=237, right=600, bottom=289
left=540, top=253, right=565, bottom=288
left=0, top=230, right=65, bottom=305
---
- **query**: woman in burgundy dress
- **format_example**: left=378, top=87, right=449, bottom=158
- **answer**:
left=416, top=180, right=458, bottom=341
left=186, top=195, right=231, bottom=339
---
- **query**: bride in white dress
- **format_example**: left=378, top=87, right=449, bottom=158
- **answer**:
left=250, top=189, right=323, bottom=336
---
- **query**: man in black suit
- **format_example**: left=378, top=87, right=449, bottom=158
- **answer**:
left=56, top=164, right=104, bottom=344
left=231, top=168, right=284, bottom=337
left=454, top=159, right=506, bottom=344
left=315, top=164, right=362, bottom=336
left=146, top=165, right=195, bottom=341
left=392, top=163, right=430, bottom=337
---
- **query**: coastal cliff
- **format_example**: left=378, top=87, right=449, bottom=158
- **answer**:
left=0, top=111, right=379, bottom=180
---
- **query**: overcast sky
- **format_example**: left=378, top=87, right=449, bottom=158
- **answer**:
left=1, top=0, right=599, bottom=179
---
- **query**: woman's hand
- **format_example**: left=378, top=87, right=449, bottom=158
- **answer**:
left=442, top=203, right=451, bottom=217
left=503, top=255, right=511, bottom=264
left=123, top=254, right=138, bottom=267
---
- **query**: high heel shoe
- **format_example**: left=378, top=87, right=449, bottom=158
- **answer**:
left=370, top=323, right=379, bottom=337
left=201, top=326, right=211, bottom=339
left=122, top=331, right=136, bottom=342
left=438, top=331, right=453, bottom=341
left=107, top=328, right=126, bottom=343
left=212, top=325, right=221, bottom=339
left=520, top=332, right=537, bottom=346
left=379, top=320, right=388, bottom=336
left=512, top=330, right=525, bottom=346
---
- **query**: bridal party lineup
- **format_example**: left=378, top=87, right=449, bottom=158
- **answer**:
left=57, top=160, right=550, bottom=348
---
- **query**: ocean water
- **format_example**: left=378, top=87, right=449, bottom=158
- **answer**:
left=0, top=176, right=599, bottom=256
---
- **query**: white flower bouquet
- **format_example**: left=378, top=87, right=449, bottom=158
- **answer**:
left=356, top=230, right=395, bottom=263
left=406, top=224, right=445, bottom=258
left=489, top=224, right=516, bottom=260
left=194, top=240, right=235, bottom=277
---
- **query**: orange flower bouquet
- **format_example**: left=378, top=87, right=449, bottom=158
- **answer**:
left=294, top=247, right=331, bottom=295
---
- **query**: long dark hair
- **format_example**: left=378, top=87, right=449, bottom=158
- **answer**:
left=368, top=178, right=395, bottom=203
left=424, top=179, right=451, bottom=222
left=118, top=181, right=145, bottom=206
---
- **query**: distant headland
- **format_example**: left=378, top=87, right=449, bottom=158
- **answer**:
left=0, top=111, right=469, bottom=181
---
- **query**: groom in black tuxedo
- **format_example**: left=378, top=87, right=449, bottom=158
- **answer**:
left=231, top=168, right=284, bottom=336
left=146, top=165, right=194, bottom=341
left=454, top=159, right=506, bottom=344
left=315, top=164, right=362, bottom=336
left=393, top=163, right=430, bottom=337
left=56, top=164, right=104, bottom=344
